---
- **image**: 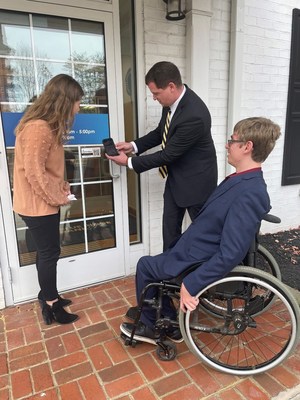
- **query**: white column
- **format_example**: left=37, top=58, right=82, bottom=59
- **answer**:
left=226, top=0, right=245, bottom=175
left=185, top=0, right=213, bottom=104
left=183, top=1, right=213, bottom=230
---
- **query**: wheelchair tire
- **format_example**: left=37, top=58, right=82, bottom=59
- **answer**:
left=156, top=340, right=177, bottom=361
left=256, top=244, right=281, bottom=280
left=179, top=266, right=300, bottom=375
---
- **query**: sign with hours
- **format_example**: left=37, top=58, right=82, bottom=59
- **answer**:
left=2, top=112, right=109, bottom=147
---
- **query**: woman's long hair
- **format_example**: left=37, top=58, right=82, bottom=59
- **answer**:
left=15, top=74, right=84, bottom=144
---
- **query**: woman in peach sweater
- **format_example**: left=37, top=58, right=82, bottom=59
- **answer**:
left=13, top=74, right=83, bottom=325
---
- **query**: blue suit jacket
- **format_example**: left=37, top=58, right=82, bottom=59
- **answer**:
left=151, top=169, right=271, bottom=296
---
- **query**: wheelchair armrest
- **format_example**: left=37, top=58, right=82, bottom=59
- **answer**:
left=169, top=262, right=202, bottom=285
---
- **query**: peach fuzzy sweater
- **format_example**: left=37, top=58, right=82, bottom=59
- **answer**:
left=13, top=119, right=69, bottom=216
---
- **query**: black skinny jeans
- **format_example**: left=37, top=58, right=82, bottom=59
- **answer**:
left=20, top=212, right=61, bottom=301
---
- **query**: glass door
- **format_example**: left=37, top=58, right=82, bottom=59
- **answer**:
left=0, top=4, right=128, bottom=303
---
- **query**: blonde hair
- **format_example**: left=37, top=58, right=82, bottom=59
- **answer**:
left=15, top=74, right=84, bottom=144
left=234, top=117, right=281, bottom=162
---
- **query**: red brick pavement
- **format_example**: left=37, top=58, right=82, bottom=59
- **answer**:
left=0, top=276, right=300, bottom=399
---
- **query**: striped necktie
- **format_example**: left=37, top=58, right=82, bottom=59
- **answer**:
left=159, top=109, right=171, bottom=178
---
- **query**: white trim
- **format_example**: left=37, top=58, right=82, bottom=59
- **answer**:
left=0, top=0, right=113, bottom=13
left=0, top=199, right=13, bottom=307
left=0, top=118, right=17, bottom=307
left=185, top=0, right=213, bottom=103
left=128, top=0, right=149, bottom=273
left=226, top=0, right=245, bottom=175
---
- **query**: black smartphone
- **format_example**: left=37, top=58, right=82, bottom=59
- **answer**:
left=102, top=138, right=119, bottom=156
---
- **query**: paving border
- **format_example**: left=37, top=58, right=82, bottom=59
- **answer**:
left=272, top=385, right=300, bottom=400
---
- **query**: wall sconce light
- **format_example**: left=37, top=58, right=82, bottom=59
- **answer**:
left=163, top=0, right=185, bottom=21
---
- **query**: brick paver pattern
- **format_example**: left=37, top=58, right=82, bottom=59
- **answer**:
left=0, top=276, right=300, bottom=399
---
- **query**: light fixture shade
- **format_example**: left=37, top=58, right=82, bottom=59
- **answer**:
left=163, top=0, right=185, bottom=21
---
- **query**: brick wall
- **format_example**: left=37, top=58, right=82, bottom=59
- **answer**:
left=143, top=0, right=187, bottom=254
left=142, top=0, right=299, bottom=255
left=241, top=0, right=300, bottom=233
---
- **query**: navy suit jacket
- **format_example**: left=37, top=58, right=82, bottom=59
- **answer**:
left=132, top=86, right=217, bottom=207
left=148, top=169, right=271, bottom=295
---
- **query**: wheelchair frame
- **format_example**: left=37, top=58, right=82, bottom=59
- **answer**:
left=121, top=266, right=300, bottom=375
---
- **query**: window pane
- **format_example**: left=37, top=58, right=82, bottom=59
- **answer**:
left=61, top=221, right=85, bottom=255
left=0, top=11, right=31, bottom=57
left=87, top=217, right=115, bottom=251
left=35, top=61, right=66, bottom=91
left=1, top=59, right=35, bottom=103
left=62, top=186, right=83, bottom=220
left=74, top=65, right=107, bottom=105
left=16, top=228, right=36, bottom=266
left=81, top=154, right=110, bottom=182
left=84, top=182, right=114, bottom=218
left=71, top=20, right=105, bottom=60
left=32, top=15, right=70, bottom=61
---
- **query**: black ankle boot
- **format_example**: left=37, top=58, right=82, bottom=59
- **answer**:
left=39, top=300, right=78, bottom=325
left=51, top=300, right=79, bottom=324
left=40, top=303, right=54, bottom=325
left=38, top=292, right=72, bottom=307
left=58, top=295, right=72, bottom=307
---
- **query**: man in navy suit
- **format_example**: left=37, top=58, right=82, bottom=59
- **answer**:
left=106, top=61, right=217, bottom=251
left=120, top=117, right=281, bottom=344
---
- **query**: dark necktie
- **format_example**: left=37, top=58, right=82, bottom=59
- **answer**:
left=159, top=109, right=171, bottom=178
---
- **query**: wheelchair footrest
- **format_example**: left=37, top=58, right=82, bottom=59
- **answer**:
left=121, top=332, right=138, bottom=347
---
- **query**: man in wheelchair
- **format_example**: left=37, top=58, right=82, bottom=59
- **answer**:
left=121, top=117, right=281, bottom=345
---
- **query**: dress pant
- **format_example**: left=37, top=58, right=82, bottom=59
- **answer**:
left=136, top=253, right=178, bottom=329
left=20, top=212, right=61, bottom=301
left=163, top=181, right=204, bottom=251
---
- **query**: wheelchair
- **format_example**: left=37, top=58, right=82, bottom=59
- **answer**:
left=242, top=213, right=282, bottom=280
left=121, top=216, right=300, bottom=376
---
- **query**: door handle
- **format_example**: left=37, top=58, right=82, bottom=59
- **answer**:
left=109, top=159, right=120, bottom=179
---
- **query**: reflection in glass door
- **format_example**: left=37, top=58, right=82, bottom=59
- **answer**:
left=62, top=146, right=116, bottom=255
left=0, top=11, right=108, bottom=110
left=9, top=146, right=116, bottom=267
left=0, top=7, right=128, bottom=302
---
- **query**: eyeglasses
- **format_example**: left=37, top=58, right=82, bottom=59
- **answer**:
left=227, top=139, right=245, bottom=146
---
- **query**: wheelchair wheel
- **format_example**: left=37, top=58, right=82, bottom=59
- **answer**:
left=199, top=267, right=275, bottom=318
left=179, top=267, right=300, bottom=375
left=256, top=244, right=281, bottom=280
left=156, top=340, right=177, bottom=361
left=199, top=246, right=281, bottom=318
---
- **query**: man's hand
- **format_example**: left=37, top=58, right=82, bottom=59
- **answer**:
left=116, top=141, right=134, bottom=154
left=180, top=282, right=199, bottom=313
left=106, top=151, right=128, bottom=166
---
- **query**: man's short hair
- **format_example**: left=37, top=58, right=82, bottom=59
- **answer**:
left=234, top=117, right=281, bottom=162
left=145, top=61, right=182, bottom=88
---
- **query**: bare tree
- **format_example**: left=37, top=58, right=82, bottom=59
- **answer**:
left=8, top=44, right=52, bottom=103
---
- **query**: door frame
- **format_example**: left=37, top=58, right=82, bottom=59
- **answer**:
left=0, top=0, right=132, bottom=305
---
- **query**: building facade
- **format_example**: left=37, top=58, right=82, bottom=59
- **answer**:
left=0, top=0, right=299, bottom=308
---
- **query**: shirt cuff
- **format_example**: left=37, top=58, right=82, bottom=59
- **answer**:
left=131, top=141, right=138, bottom=154
left=127, top=157, right=133, bottom=169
